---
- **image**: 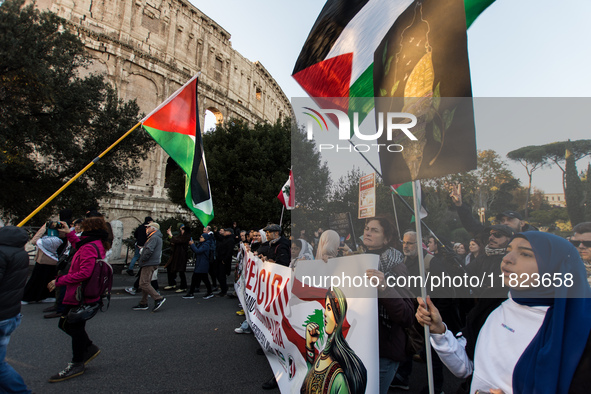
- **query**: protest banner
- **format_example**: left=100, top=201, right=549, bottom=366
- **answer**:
left=236, top=252, right=380, bottom=393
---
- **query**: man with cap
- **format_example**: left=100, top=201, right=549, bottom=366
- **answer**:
left=132, top=222, right=166, bottom=312
left=263, top=224, right=290, bottom=267
left=449, top=184, right=536, bottom=235
left=571, top=222, right=591, bottom=285
left=127, top=216, right=153, bottom=276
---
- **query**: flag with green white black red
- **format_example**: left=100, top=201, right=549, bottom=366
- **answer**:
left=141, top=75, right=214, bottom=226
left=292, top=0, right=494, bottom=132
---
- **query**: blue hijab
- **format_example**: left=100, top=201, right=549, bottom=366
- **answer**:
left=511, top=232, right=591, bottom=394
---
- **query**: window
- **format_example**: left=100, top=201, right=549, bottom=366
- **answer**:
left=256, top=87, right=261, bottom=101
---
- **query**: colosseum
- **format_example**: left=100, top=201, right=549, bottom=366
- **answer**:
left=31, top=0, right=292, bottom=237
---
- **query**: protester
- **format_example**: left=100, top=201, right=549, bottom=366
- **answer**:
left=214, top=228, right=234, bottom=297
left=164, top=224, right=190, bottom=292
left=361, top=216, right=414, bottom=394
left=315, top=229, right=340, bottom=262
left=0, top=226, right=32, bottom=393
left=416, top=232, right=591, bottom=393
left=46, top=215, right=110, bottom=382
left=264, top=224, right=290, bottom=266
left=289, top=238, right=314, bottom=268
left=571, top=222, right=591, bottom=285
left=126, top=216, right=152, bottom=276
left=21, top=222, right=63, bottom=304
left=464, top=238, right=483, bottom=266
left=132, top=222, right=166, bottom=312
left=183, top=233, right=214, bottom=300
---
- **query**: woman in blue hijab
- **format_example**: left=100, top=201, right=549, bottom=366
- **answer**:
left=416, top=232, right=591, bottom=393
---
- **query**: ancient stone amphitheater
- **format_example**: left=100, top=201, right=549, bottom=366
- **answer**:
left=32, top=0, right=292, bottom=238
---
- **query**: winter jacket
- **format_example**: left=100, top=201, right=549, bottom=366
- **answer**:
left=370, top=247, right=415, bottom=362
left=167, top=232, right=190, bottom=271
left=267, top=236, right=291, bottom=267
left=134, top=223, right=149, bottom=247
left=56, top=232, right=105, bottom=305
left=0, top=226, right=30, bottom=321
left=190, top=234, right=211, bottom=273
left=139, top=229, right=163, bottom=267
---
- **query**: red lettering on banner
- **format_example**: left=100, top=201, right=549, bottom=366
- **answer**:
left=266, top=274, right=283, bottom=314
left=257, top=269, right=266, bottom=305
left=245, top=258, right=256, bottom=291
left=265, top=271, right=271, bottom=307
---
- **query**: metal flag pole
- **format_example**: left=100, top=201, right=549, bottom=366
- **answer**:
left=412, top=179, right=435, bottom=394
left=279, top=205, right=285, bottom=227
left=17, top=121, right=142, bottom=227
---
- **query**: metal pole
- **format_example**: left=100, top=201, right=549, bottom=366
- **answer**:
left=17, top=121, right=142, bottom=227
left=412, top=180, right=435, bottom=394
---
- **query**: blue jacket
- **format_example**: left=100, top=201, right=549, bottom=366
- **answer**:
left=190, top=233, right=211, bottom=273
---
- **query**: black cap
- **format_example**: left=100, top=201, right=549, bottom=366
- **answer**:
left=263, top=224, right=282, bottom=232
left=496, top=211, right=523, bottom=221
left=485, top=224, right=516, bottom=238
left=144, top=216, right=154, bottom=224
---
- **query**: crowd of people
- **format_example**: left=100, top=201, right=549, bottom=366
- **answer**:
left=2, top=182, right=591, bottom=393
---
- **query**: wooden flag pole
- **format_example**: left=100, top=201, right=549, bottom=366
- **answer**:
left=412, top=179, right=435, bottom=394
left=17, top=121, right=143, bottom=227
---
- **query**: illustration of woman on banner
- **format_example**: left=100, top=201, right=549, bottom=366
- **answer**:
left=301, top=286, right=367, bottom=394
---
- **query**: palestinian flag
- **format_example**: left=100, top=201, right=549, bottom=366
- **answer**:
left=277, top=170, right=295, bottom=210
left=292, top=0, right=494, bottom=128
left=141, top=75, right=214, bottom=226
left=391, top=182, right=427, bottom=222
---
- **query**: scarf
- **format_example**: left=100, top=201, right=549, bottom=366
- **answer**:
left=484, top=245, right=506, bottom=256
left=511, top=232, right=591, bottom=394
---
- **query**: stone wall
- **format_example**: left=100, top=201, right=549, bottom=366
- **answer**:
left=30, top=0, right=292, bottom=252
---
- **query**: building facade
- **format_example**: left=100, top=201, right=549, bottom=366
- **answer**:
left=32, top=0, right=292, bottom=239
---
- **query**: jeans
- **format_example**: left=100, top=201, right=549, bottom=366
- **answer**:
left=128, top=245, right=141, bottom=270
left=379, top=357, right=399, bottom=394
left=0, top=315, right=31, bottom=394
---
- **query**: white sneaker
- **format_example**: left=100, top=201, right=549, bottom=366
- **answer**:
left=125, top=287, right=137, bottom=295
left=234, top=327, right=252, bottom=334
left=41, top=298, right=56, bottom=303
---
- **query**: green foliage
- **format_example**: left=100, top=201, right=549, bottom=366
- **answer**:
left=166, top=119, right=331, bottom=232
left=0, top=0, right=154, bottom=222
left=565, top=141, right=585, bottom=226
left=529, top=207, right=569, bottom=229
left=303, top=309, right=326, bottom=348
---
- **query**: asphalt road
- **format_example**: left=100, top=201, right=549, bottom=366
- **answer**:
left=9, top=273, right=462, bottom=393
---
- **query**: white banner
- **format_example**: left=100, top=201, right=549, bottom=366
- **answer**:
left=236, top=252, right=380, bottom=393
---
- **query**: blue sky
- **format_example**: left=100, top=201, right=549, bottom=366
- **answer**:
left=192, top=0, right=591, bottom=193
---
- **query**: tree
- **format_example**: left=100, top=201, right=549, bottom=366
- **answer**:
left=167, top=119, right=331, bottom=232
left=0, top=0, right=154, bottom=221
left=539, top=139, right=591, bottom=192
left=565, top=141, right=585, bottom=226
left=507, top=145, right=546, bottom=219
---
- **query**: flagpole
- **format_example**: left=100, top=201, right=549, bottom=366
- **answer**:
left=391, top=193, right=401, bottom=240
left=17, top=121, right=142, bottom=227
left=279, top=205, right=285, bottom=227
left=412, top=179, right=435, bottom=394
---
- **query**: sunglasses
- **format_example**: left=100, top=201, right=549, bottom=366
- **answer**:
left=489, top=232, right=507, bottom=239
left=570, top=240, right=591, bottom=248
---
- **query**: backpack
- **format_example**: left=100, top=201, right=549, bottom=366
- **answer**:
left=84, top=243, right=113, bottom=311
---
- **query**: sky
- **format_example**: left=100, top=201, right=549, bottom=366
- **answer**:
left=191, top=0, right=591, bottom=194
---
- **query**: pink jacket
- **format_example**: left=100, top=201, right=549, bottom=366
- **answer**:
left=55, top=232, right=105, bottom=305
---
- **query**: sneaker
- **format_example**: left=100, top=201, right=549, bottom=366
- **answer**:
left=175, top=288, right=187, bottom=293
left=126, top=269, right=134, bottom=276
left=83, top=344, right=101, bottom=365
left=153, top=297, right=166, bottom=312
left=20, top=301, right=29, bottom=305
left=234, top=327, right=252, bottom=334
left=202, top=293, right=214, bottom=300
left=390, top=376, right=410, bottom=390
left=41, top=297, right=57, bottom=303
left=236, top=309, right=245, bottom=316
left=163, top=285, right=176, bottom=290
left=125, top=287, right=137, bottom=295
left=49, top=362, right=85, bottom=383
left=182, top=294, right=194, bottom=299
left=132, top=304, right=149, bottom=311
